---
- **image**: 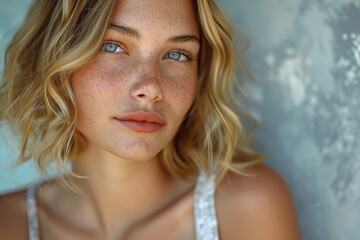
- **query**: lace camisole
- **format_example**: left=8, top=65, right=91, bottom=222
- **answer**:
left=27, top=169, right=219, bottom=240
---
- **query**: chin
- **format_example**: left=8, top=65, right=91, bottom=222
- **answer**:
left=107, top=143, right=163, bottom=162
left=115, top=150, right=161, bottom=162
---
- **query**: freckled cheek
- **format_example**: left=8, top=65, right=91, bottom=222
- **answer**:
left=165, top=73, right=197, bottom=113
left=70, top=64, right=129, bottom=117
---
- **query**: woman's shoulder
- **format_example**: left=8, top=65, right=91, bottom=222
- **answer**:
left=216, top=163, right=302, bottom=240
left=0, top=188, right=29, bottom=239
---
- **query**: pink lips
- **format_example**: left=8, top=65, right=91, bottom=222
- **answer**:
left=115, top=111, right=166, bottom=133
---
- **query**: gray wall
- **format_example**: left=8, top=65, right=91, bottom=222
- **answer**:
left=220, top=1, right=360, bottom=239
left=0, top=0, right=39, bottom=191
left=1, top=0, right=360, bottom=239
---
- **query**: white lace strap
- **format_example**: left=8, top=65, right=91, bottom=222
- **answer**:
left=194, top=168, right=219, bottom=240
left=27, top=183, right=40, bottom=240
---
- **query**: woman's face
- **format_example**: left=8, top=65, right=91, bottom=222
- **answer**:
left=71, top=0, right=200, bottom=161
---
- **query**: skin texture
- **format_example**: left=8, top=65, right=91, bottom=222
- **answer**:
left=0, top=0, right=302, bottom=239
left=72, top=0, right=199, bottom=162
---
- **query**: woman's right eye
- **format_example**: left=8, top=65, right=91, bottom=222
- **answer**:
left=102, top=42, right=125, bottom=54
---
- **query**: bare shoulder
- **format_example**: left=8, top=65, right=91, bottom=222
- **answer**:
left=216, top=164, right=302, bottom=240
left=0, top=188, right=29, bottom=239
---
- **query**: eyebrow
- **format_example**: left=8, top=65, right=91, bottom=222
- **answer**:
left=109, top=23, right=140, bottom=39
left=109, top=23, right=200, bottom=44
left=168, top=35, right=200, bottom=44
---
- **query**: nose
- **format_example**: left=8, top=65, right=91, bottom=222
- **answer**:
left=129, top=62, right=163, bottom=105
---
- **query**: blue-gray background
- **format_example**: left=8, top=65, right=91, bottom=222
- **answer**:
left=1, top=0, right=359, bottom=239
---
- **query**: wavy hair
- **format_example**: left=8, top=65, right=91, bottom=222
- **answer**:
left=0, top=0, right=265, bottom=191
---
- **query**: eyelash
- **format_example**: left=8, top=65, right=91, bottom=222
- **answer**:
left=173, top=48, right=195, bottom=62
left=101, top=41, right=125, bottom=55
left=101, top=41, right=195, bottom=62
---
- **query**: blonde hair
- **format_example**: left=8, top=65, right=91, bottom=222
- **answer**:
left=1, top=0, right=265, bottom=191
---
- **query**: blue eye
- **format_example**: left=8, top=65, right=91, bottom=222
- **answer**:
left=165, top=51, right=189, bottom=62
left=103, top=42, right=124, bottom=53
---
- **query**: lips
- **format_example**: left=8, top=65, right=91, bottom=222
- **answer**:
left=115, top=111, right=166, bottom=133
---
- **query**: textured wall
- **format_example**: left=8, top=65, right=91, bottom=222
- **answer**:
left=0, top=0, right=39, bottom=191
left=220, top=1, right=360, bottom=239
left=1, top=0, right=359, bottom=239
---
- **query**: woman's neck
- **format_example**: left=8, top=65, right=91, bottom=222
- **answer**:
left=53, top=143, right=194, bottom=239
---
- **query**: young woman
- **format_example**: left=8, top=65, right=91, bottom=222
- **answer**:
left=0, top=0, right=301, bottom=239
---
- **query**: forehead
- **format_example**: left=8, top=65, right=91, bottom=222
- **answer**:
left=111, top=0, right=199, bottom=36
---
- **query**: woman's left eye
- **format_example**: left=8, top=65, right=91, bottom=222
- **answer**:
left=164, top=51, right=191, bottom=62
left=102, top=42, right=124, bottom=54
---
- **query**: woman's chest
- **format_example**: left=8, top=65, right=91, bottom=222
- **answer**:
left=37, top=193, right=196, bottom=240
